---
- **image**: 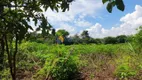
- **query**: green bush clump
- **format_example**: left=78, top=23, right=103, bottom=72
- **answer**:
left=34, top=45, right=80, bottom=80
left=0, top=69, right=11, bottom=80
left=115, top=55, right=137, bottom=79
left=115, top=64, right=136, bottom=79
left=18, top=42, right=80, bottom=80
left=51, top=56, right=79, bottom=80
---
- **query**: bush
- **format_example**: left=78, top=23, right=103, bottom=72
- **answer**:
left=19, top=42, right=80, bottom=80
left=115, top=55, right=137, bottom=79
left=115, top=64, right=136, bottom=79
left=103, top=37, right=117, bottom=44
left=132, top=26, right=142, bottom=53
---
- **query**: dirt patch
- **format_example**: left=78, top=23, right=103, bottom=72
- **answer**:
left=79, top=63, right=116, bottom=80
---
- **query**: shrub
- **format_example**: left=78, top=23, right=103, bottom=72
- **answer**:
left=115, top=55, right=137, bottom=79
left=19, top=42, right=80, bottom=80
left=115, top=64, right=136, bottom=79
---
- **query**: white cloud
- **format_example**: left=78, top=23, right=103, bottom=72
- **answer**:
left=87, top=5, right=142, bottom=38
left=38, top=2, right=142, bottom=38
left=119, top=5, right=142, bottom=34
left=57, top=23, right=76, bottom=36
left=74, top=19, right=92, bottom=27
left=87, top=23, right=108, bottom=38
left=41, top=0, right=104, bottom=36
left=44, top=0, right=103, bottom=24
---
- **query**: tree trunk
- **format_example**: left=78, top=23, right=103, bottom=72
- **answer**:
left=5, top=35, right=16, bottom=80
left=0, top=37, right=4, bottom=71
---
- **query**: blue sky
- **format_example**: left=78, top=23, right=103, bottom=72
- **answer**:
left=42, top=0, right=142, bottom=38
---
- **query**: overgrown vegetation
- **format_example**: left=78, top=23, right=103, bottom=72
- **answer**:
left=1, top=35, right=142, bottom=80
left=1, top=25, right=142, bottom=79
left=1, top=0, right=142, bottom=80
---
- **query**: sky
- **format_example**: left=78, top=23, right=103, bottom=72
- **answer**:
left=40, top=0, right=142, bottom=38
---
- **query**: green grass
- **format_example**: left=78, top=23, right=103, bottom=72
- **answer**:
left=1, top=41, right=142, bottom=80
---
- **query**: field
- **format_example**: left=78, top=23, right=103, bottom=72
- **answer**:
left=1, top=41, right=142, bottom=80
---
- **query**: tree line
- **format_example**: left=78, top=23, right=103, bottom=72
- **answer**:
left=26, top=29, right=128, bottom=45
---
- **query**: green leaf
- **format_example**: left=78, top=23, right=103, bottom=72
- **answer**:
left=33, top=18, right=38, bottom=26
left=102, top=0, right=108, bottom=4
left=107, top=2, right=113, bottom=13
left=116, top=0, right=125, bottom=11
left=22, top=20, right=33, bottom=30
left=28, top=25, right=33, bottom=31
left=55, top=7, right=59, bottom=12
left=50, top=6, right=54, bottom=11
left=62, top=8, right=66, bottom=12
left=36, top=27, right=41, bottom=31
left=27, top=17, right=30, bottom=22
left=45, top=6, right=49, bottom=11
left=61, top=2, right=69, bottom=12
left=111, top=1, right=116, bottom=7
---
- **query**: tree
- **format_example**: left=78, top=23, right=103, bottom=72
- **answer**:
left=56, top=29, right=69, bottom=37
left=0, top=0, right=74, bottom=80
left=103, top=36, right=117, bottom=44
left=56, top=29, right=69, bottom=43
left=52, top=28, right=56, bottom=36
left=116, top=35, right=127, bottom=43
left=81, top=30, right=90, bottom=44
left=81, top=30, right=89, bottom=39
left=36, top=14, right=52, bottom=38
left=71, top=34, right=82, bottom=44
left=94, top=38, right=103, bottom=44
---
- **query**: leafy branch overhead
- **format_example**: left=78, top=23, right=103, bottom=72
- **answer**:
left=0, top=0, right=74, bottom=39
left=103, top=0, right=125, bottom=13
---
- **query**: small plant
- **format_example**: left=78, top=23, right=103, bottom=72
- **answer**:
left=115, top=64, right=136, bottom=79
left=0, top=68, right=11, bottom=80
left=131, top=26, right=142, bottom=53
left=115, top=55, right=137, bottom=79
